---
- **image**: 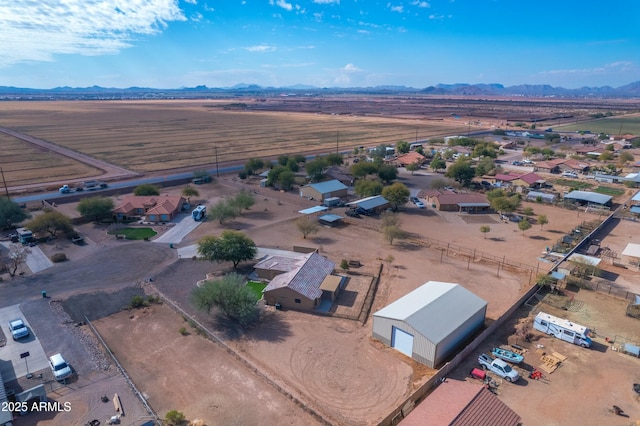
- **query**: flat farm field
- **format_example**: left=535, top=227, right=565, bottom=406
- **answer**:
left=0, top=100, right=468, bottom=176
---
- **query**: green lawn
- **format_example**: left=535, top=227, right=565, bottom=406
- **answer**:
left=595, top=186, right=625, bottom=196
left=554, top=115, right=640, bottom=135
left=552, top=179, right=593, bottom=190
left=246, top=281, right=267, bottom=300
left=108, top=227, right=157, bottom=240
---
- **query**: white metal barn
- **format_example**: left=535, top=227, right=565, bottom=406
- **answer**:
left=372, top=281, right=487, bottom=368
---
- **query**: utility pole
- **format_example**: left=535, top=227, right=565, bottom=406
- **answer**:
left=215, top=146, right=220, bottom=177
left=0, top=167, right=9, bottom=199
left=336, top=131, right=339, bottom=154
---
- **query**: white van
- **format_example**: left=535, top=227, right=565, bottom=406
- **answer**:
left=561, top=172, right=578, bottom=178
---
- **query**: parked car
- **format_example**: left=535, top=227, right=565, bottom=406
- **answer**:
left=49, top=353, right=73, bottom=381
left=8, top=318, right=29, bottom=340
left=345, top=209, right=360, bottom=218
left=410, top=196, right=419, bottom=204
left=415, top=200, right=425, bottom=209
left=561, top=172, right=578, bottom=178
left=509, top=215, right=523, bottom=222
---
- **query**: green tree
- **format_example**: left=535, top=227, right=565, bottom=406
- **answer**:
left=197, top=230, right=257, bottom=268
left=278, top=154, right=290, bottom=166
left=340, top=259, right=350, bottom=272
left=278, top=170, right=296, bottom=190
left=305, top=157, right=327, bottom=182
left=430, top=178, right=449, bottom=190
left=0, top=198, right=29, bottom=230
left=430, top=158, right=447, bottom=173
left=383, top=225, right=404, bottom=245
left=244, top=158, right=265, bottom=175
left=294, top=154, right=307, bottom=163
left=191, top=272, right=259, bottom=327
left=266, top=165, right=288, bottom=187
left=377, top=164, right=398, bottom=183
left=480, top=225, right=491, bottom=239
left=381, top=182, right=410, bottom=211
left=164, top=410, right=187, bottom=426
left=296, top=216, right=319, bottom=239
left=209, top=200, right=237, bottom=224
left=471, top=142, right=498, bottom=158
left=599, top=151, right=614, bottom=161
left=381, top=211, right=401, bottom=228
left=230, top=191, right=255, bottom=215
left=351, top=162, right=379, bottom=178
left=522, top=207, right=534, bottom=216
left=26, top=210, right=72, bottom=238
left=77, top=197, right=114, bottom=222
left=537, top=214, right=548, bottom=230
left=133, top=184, right=160, bottom=196
left=445, top=159, right=475, bottom=186
left=354, top=179, right=383, bottom=197
left=474, top=156, right=495, bottom=177
left=619, top=151, right=634, bottom=165
left=518, top=218, right=532, bottom=235
left=396, top=140, right=410, bottom=154
left=286, top=158, right=299, bottom=172
left=405, top=162, right=420, bottom=175
left=181, top=186, right=199, bottom=202
left=324, top=152, right=344, bottom=166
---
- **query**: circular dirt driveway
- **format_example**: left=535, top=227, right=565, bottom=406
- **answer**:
left=238, top=314, right=415, bottom=425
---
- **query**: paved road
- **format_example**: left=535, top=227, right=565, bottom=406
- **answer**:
left=0, top=305, right=49, bottom=380
left=153, top=213, right=204, bottom=244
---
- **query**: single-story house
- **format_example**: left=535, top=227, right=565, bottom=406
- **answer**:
left=429, top=192, right=490, bottom=212
left=526, top=191, right=556, bottom=203
left=263, top=252, right=340, bottom=310
left=346, top=195, right=390, bottom=214
left=394, top=151, right=426, bottom=167
left=557, top=159, right=590, bottom=174
left=372, top=281, right=487, bottom=368
left=113, top=195, right=187, bottom=222
left=572, top=145, right=605, bottom=156
left=563, top=191, right=613, bottom=207
left=299, top=179, right=348, bottom=201
left=533, top=160, right=561, bottom=174
left=254, top=251, right=313, bottom=280
left=324, top=166, right=354, bottom=186
left=401, top=379, right=521, bottom=426
left=493, top=172, right=545, bottom=189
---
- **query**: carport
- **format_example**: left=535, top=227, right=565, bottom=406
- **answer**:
left=319, top=275, right=345, bottom=301
left=318, top=214, right=343, bottom=227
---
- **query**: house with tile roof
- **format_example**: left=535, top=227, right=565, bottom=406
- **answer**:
left=394, top=151, right=426, bottom=167
left=112, top=195, right=187, bottom=223
left=426, top=192, right=490, bottom=212
left=401, top=379, right=521, bottom=426
left=493, top=172, right=545, bottom=189
left=263, top=252, right=340, bottom=311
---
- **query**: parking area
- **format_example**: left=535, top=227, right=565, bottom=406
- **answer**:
left=0, top=305, right=49, bottom=380
left=0, top=242, right=53, bottom=274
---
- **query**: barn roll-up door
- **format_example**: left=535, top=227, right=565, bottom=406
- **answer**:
left=391, top=326, right=413, bottom=357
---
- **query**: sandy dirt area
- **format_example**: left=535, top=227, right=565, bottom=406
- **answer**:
left=93, top=303, right=324, bottom=426
left=446, top=289, right=640, bottom=426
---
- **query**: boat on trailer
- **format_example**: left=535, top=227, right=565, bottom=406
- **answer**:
left=491, top=347, right=524, bottom=364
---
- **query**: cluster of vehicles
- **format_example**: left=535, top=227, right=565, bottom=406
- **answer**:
left=8, top=317, right=73, bottom=382
left=59, top=180, right=108, bottom=193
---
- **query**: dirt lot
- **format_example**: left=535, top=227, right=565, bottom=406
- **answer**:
left=447, top=289, right=640, bottom=426
left=93, top=303, right=324, bottom=426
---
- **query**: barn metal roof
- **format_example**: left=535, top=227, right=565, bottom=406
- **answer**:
left=308, top=179, right=348, bottom=194
left=373, top=281, right=487, bottom=344
left=318, top=214, right=343, bottom=222
left=346, top=195, right=389, bottom=210
left=564, top=191, right=612, bottom=205
left=298, top=206, right=328, bottom=214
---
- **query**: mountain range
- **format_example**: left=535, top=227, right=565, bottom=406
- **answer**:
left=0, top=81, right=639, bottom=100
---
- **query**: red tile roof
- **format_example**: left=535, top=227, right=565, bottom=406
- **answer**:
left=519, top=172, right=544, bottom=185
left=401, top=379, right=521, bottom=426
left=113, top=195, right=185, bottom=216
left=396, top=151, right=426, bottom=166
left=436, top=193, right=488, bottom=205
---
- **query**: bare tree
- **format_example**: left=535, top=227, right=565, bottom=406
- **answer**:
left=296, top=216, right=319, bottom=239
left=2, top=244, right=31, bottom=277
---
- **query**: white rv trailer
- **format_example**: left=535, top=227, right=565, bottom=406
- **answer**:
left=191, top=205, right=206, bottom=221
left=533, top=312, right=592, bottom=348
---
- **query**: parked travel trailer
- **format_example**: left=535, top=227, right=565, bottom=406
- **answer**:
left=16, top=227, right=34, bottom=244
left=191, top=205, right=206, bottom=221
left=533, top=312, right=592, bottom=348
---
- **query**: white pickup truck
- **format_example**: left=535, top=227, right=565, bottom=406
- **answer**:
left=478, top=353, right=520, bottom=382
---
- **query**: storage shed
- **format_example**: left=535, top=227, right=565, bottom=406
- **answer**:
left=299, top=179, right=348, bottom=201
left=372, top=281, right=487, bottom=368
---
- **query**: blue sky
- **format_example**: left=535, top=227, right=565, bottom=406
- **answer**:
left=1, top=0, right=638, bottom=89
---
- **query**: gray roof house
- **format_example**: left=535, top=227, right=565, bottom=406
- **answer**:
left=299, top=179, right=349, bottom=201
left=263, top=252, right=337, bottom=311
left=372, top=281, right=487, bottom=368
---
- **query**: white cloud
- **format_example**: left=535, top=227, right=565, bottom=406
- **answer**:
left=387, top=3, right=404, bottom=13
left=245, top=45, right=277, bottom=52
left=270, top=0, right=293, bottom=11
left=540, top=61, right=634, bottom=76
left=411, top=1, right=430, bottom=7
left=184, top=0, right=197, bottom=4
left=313, top=0, right=339, bottom=3
left=0, top=0, right=186, bottom=66
left=342, top=63, right=361, bottom=72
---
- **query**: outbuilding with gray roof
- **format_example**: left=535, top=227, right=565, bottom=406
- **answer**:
left=299, top=179, right=348, bottom=201
left=372, top=281, right=487, bottom=368
left=563, top=190, right=613, bottom=206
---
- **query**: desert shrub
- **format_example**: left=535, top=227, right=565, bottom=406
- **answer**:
left=238, top=170, right=248, bottom=179
left=129, top=295, right=146, bottom=309
left=179, top=327, right=187, bottom=336
left=146, top=294, right=161, bottom=304
left=50, top=252, right=67, bottom=263
left=164, top=410, right=187, bottom=426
